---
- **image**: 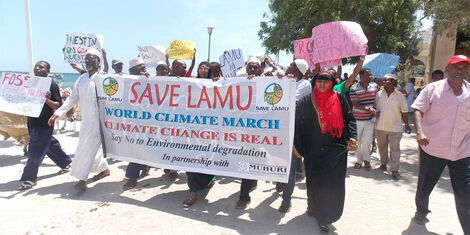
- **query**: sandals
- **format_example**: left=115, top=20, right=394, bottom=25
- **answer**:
left=58, top=165, right=71, bottom=174
left=140, top=166, right=151, bottom=178
left=353, top=163, right=362, bottom=169
left=182, top=195, right=197, bottom=207
left=91, top=169, right=110, bottom=182
left=16, top=180, right=37, bottom=191
left=123, top=178, right=138, bottom=190
left=168, top=171, right=178, bottom=181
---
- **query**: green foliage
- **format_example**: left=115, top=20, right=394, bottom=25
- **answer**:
left=424, top=0, right=470, bottom=36
left=259, top=0, right=422, bottom=61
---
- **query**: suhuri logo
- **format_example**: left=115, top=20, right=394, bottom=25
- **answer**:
left=103, top=77, right=118, bottom=96
left=264, top=83, right=283, bottom=105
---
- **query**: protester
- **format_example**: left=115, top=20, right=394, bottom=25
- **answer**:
left=235, top=57, right=264, bottom=209
left=431, top=69, right=444, bottom=82
left=196, top=61, right=211, bottom=79
left=295, top=72, right=357, bottom=232
left=404, top=77, right=416, bottom=124
left=330, top=54, right=366, bottom=94
left=111, top=58, right=124, bottom=75
left=411, top=55, right=470, bottom=234
left=375, top=74, right=410, bottom=178
left=276, top=59, right=311, bottom=212
left=48, top=48, right=110, bottom=190
left=16, top=61, right=72, bottom=190
left=349, top=68, right=378, bottom=169
left=156, top=61, right=170, bottom=76
left=123, top=57, right=152, bottom=190
left=170, top=60, right=188, bottom=77
left=183, top=63, right=217, bottom=207
left=209, top=62, right=222, bottom=80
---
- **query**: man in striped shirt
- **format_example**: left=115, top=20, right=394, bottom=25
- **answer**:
left=349, top=68, right=379, bottom=169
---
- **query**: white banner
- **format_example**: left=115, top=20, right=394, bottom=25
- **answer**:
left=138, top=46, right=166, bottom=66
left=63, top=33, right=104, bottom=64
left=219, top=49, right=245, bottom=77
left=96, top=76, right=296, bottom=182
left=0, top=72, right=51, bottom=117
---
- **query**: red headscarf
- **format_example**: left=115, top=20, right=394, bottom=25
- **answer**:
left=313, top=77, right=344, bottom=138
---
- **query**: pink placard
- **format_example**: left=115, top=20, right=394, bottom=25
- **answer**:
left=311, top=21, right=368, bottom=64
left=294, top=38, right=342, bottom=68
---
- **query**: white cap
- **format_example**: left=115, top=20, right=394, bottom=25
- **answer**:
left=247, top=57, right=261, bottom=65
left=294, top=59, right=309, bottom=75
left=112, top=58, right=123, bottom=65
left=156, top=60, right=167, bottom=66
left=86, top=48, right=101, bottom=60
left=384, top=74, right=397, bottom=80
left=129, top=57, right=145, bottom=69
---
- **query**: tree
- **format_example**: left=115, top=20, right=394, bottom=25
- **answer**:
left=258, top=0, right=422, bottom=62
left=423, top=0, right=470, bottom=50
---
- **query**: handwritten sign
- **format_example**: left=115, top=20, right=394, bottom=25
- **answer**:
left=63, top=33, right=104, bottom=64
left=96, top=76, right=296, bottom=183
left=166, top=40, right=196, bottom=59
left=294, top=38, right=342, bottom=68
left=0, top=72, right=51, bottom=117
left=219, top=49, right=245, bottom=77
left=138, top=46, right=166, bottom=67
left=311, top=21, right=368, bottom=64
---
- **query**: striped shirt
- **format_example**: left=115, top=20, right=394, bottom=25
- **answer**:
left=349, top=82, right=379, bottom=120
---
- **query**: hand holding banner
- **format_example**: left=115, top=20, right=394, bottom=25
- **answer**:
left=63, top=33, right=104, bottom=64
left=166, top=40, right=196, bottom=59
left=311, top=21, right=368, bottom=64
left=138, top=46, right=166, bottom=66
left=0, top=72, right=51, bottom=117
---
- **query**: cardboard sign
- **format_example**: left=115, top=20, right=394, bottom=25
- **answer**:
left=219, top=49, right=245, bottom=77
left=166, top=40, right=196, bottom=59
left=63, top=33, right=104, bottom=64
left=0, top=72, right=51, bottom=117
left=294, top=38, right=342, bottom=68
left=96, top=76, right=296, bottom=183
left=311, top=21, right=368, bottom=64
left=363, top=53, right=400, bottom=78
left=138, top=46, right=166, bottom=67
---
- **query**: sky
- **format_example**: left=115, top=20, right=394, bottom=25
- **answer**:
left=0, top=0, right=433, bottom=74
left=0, top=0, right=294, bottom=74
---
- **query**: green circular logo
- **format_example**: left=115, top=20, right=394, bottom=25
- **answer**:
left=103, top=77, right=118, bottom=96
left=264, top=83, right=283, bottom=105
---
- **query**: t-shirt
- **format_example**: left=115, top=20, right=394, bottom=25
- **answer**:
left=333, top=80, right=348, bottom=94
left=184, top=72, right=191, bottom=77
left=349, top=82, right=378, bottom=120
left=27, top=81, right=62, bottom=127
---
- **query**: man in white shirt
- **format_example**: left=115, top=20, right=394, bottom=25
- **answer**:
left=48, top=49, right=110, bottom=190
left=375, top=74, right=411, bottom=178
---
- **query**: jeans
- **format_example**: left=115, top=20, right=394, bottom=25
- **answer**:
left=20, top=126, right=72, bottom=182
left=281, top=154, right=299, bottom=204
left=415, top=148, right=469, bottom=234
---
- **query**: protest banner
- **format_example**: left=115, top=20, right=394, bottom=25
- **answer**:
left=311, top=21, right=368, bottom=64
left=138, top=46, right=166, bottom=66
left=63, top=33, right=104, bottom=64
left=96, top=75, right=296, bottom=183
left=0, top=72, right=51, bottom=117
left=294, top=38, right=342, bottom=68
left=363, top=53, right=399, bottom=78
left=166, top=40, right=196, bottom=59
left=219, top=49, right=245, bottom=77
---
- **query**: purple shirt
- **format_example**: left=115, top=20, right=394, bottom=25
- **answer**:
left=412, top=79, right=470, bottom=161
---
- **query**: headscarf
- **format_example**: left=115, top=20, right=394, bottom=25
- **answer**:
left=312, top=72, right=344, bottom=138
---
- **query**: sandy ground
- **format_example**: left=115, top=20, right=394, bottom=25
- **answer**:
left=0, top=122, right=463, bottom=235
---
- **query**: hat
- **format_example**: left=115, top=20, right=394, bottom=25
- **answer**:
left=294, top=59, right=308, bottom=75
left=156, top=61, right=167, bottom=67
left=129, top=57, right=145, bottom=69
left=384, top=74, right=397, bottom=80
left=247, top=57, right=261, bottom=65
left=86, top=48, right=101, bottom=60
left=447, top=55, right=470, bottom=65
left=112, top=58, right=123, bottom=65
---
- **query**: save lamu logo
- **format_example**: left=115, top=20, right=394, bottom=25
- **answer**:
left=264, top=83, right=283, bottom=105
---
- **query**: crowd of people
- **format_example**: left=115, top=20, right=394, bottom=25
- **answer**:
left=10, top=45, right=470, bottom=234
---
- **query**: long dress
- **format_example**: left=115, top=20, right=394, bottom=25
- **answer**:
left=294, top=93, right=357, bottom=225
left=54, top=71, right=108, bottom=181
